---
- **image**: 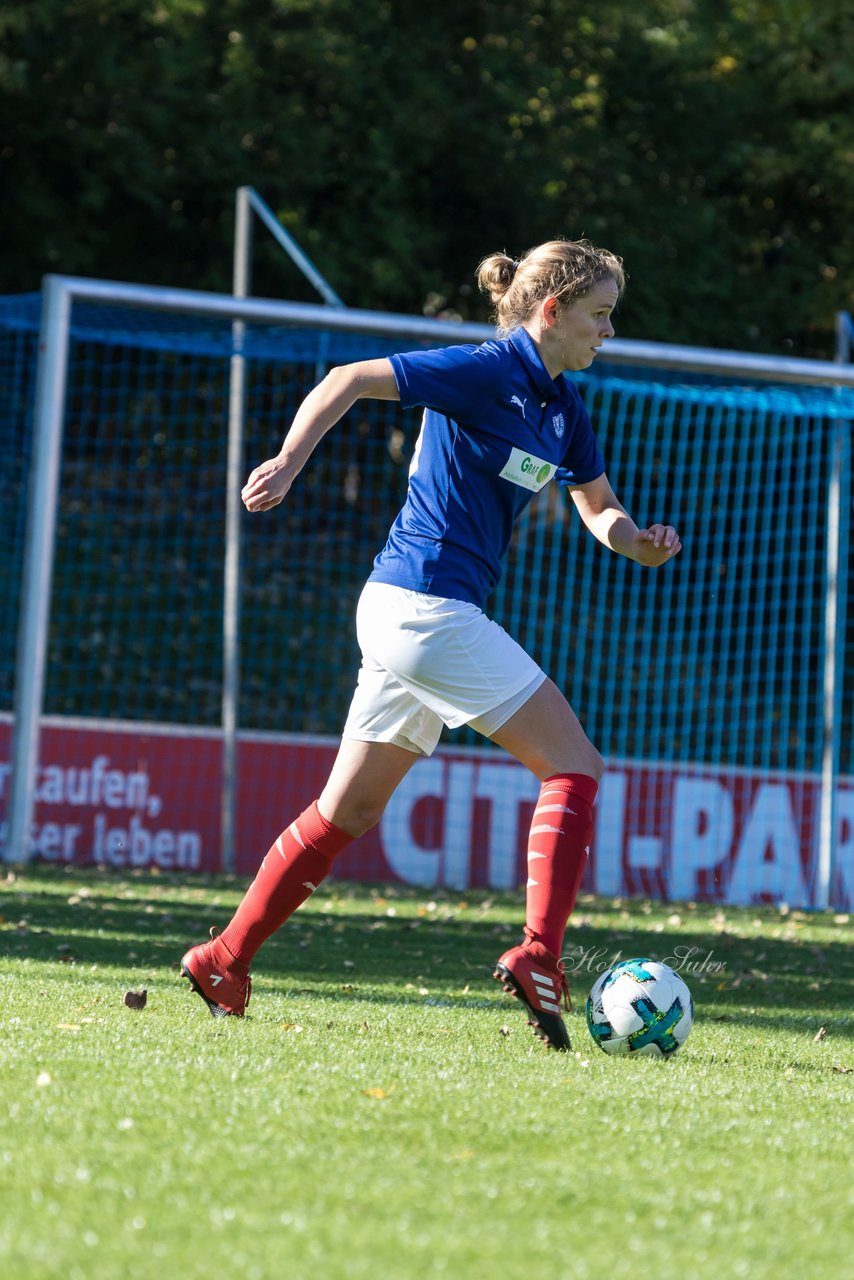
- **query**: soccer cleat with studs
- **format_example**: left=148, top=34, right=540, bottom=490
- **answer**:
left=493, top=938, right=572, bottom=1051
left=180, top=927, right=252, bottom=1018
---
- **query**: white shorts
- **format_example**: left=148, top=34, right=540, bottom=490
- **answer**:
left=342, top=582, right=546, bottom=756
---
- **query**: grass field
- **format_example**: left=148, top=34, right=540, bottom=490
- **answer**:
left=1, top=867, right=853, bottom=1280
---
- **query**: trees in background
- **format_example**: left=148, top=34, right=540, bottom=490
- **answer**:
left=2, top=0, right=851, bottom=356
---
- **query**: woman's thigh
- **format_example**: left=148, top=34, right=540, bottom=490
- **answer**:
left=488, top=678, right=604, bottom=782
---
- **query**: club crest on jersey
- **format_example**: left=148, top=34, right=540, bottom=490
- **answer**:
left=552, top=412, right=565, bottom=438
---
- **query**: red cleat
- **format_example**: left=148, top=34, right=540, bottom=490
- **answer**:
left=493, top=939, right=572, bottom=1051
left=180, top=928, right=252, bottom=1018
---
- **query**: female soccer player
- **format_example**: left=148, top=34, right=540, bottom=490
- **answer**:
left=181, top=238, right=682, bottom=1050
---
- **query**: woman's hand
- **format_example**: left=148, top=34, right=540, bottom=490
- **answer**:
left=632, top=524, right=682, bottom=566
left=241, top=456, right=297, bottom=512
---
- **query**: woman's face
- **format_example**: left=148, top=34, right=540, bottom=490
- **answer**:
left=541, top=277, right=620, bottom=374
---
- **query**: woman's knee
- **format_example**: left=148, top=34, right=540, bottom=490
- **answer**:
left=580, top=742, right=606, bottom=784
left=543, top=737, right=604, bottom=784
left=317, top=792, right=387, bottom=839
left=318, top=740, right=419, bottom=838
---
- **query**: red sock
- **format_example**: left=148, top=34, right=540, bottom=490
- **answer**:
left=524, top=773, right=598, bottom=958
left=217, top=801, right=353, bottom=967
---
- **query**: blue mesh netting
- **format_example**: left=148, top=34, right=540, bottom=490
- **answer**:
left=2, top=293, right=852, bottom=778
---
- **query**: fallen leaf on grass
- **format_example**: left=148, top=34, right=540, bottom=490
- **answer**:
left=123, top=990, right=147, bottom=1010
left=451, top=1148, right=475, bottom=1161
left=279, top=1023, right=304, bottom=1033
left=499, top=1025, right=512, bottom=1038
left=36, top=1072, right=52, bottom=1088
left=813, top=1026, right=827, bottom=1043
left=831, top=1065, right=853, bottom=1075
left=362, top=1086, right=394, bottom=1100
left=731, top=969, right=771, bottom=988
left=56, top=1023, right=81, bottom=1033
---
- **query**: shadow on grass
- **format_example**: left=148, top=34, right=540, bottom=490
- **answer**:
left=2, top=867, right=853, bottom=1037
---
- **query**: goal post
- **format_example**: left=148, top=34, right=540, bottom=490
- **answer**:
left=7, top=276, right=72, bottom=879
left=4, top=273, right=854, bottom=910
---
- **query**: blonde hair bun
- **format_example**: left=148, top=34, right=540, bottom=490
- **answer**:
left=475, top=253, right=517, bottom=306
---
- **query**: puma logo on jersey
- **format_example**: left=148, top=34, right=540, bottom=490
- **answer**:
left=510, top=395, right=527, bottom=419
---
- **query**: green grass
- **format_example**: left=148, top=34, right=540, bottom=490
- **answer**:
left=1, top=868, right=853, bottom=1280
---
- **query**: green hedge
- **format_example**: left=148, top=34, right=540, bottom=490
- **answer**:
left=1, top=0, right=852, bottom=357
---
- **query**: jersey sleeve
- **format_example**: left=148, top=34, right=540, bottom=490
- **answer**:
left=553, top=389, right=605, bottom=487
left=390, top=342, right=506, bottom=422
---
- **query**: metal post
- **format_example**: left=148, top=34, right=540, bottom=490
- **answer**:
left=220, top=189, right=252, bottom=874
left=816, top=419, right=846, bottom=909
left=818, top=314, right=852, bottom=907
left=6, top=276, right=71, bottom=862
left=220, top=189, right=345, bottom=873
left=244, top=188, right=345, bottom=308
left=241, top=188, right=345, bottom=380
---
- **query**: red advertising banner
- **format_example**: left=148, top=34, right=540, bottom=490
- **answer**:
left=1, top=715, right=851, bottom=909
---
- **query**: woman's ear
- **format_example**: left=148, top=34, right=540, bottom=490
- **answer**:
left=541, top=296, right=560, bottom=329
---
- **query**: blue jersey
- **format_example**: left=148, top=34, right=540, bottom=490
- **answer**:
left=368, top=327, right=605, bottom=608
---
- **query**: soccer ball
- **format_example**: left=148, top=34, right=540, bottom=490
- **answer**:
left=585, top=958, right=694, bottom=1058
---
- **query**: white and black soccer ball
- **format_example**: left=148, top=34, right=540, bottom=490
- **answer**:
left=586, top=958, right=694, bottom=1058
